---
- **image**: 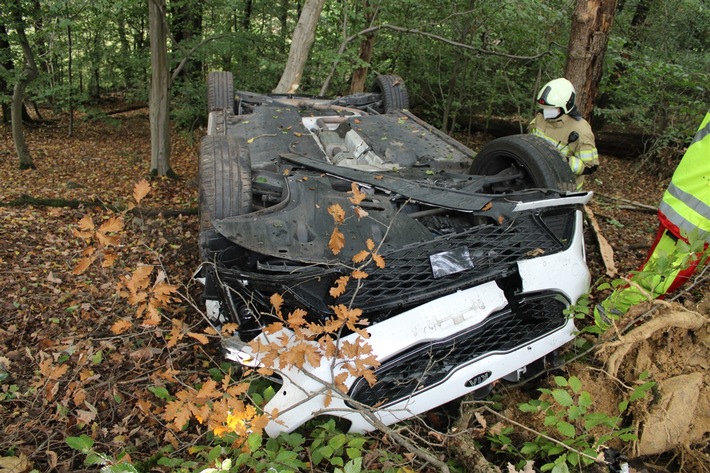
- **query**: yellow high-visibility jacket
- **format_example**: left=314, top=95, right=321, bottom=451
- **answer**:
left=658, top=112, right=710, bottom=242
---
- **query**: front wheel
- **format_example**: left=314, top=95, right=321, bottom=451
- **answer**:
left=469, top=135, right=576, bottom=193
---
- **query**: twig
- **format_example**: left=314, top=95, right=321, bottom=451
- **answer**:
left=595, top=193, right=658, bottom=213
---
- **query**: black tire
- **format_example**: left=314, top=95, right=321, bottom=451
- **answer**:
left=207, top=71, right=235, bottom=113
left=468, top=135, right=576, bottom=193
left=371, top=75, right=409, bottom=113
left=199, top=135, right=252, bottom=233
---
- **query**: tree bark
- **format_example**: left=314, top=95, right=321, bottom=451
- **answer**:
left=0, top=23, right=12, bottom=124
left=149, top=0, right=173, bottom=177
left=273, top=0, right=326, bottom=94
left=9, top=2, right=39, bottom=170
left=349, top=1, right=378, bottom=94
left=564, top=0, right=618, bottom=120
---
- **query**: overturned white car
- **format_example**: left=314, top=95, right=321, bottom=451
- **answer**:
left=197, top=72, right=591, bottom=436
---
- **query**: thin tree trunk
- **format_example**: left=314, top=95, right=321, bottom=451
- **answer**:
left=9, top=2, right=38, bottom=170
left=564, top=0, right=618, bottom=120
left=0, top=23, right=12, bottom=123
left=67, top=13, right=74, bottom=137
left=349, top=1, right=378, bottom=94
left=273, top=0, right=325, bottom=94
left=149, top=0, right=173, bottom=177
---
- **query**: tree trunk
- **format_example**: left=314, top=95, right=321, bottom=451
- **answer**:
left=349, top=1, right=378, bottom=94
left=273, top=0, right=325, bottom=94
left=9, top=2, right=39, bottom=170
left=0, top=23, right=12, bottom=124
left=149, top=0, right=173, bottom=177
left=67, top=15, right=74, bottom=137
left=564, top=0, right=618, bottom=120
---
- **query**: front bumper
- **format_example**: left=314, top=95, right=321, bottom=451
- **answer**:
left=221, top=210, right=589, bottom=435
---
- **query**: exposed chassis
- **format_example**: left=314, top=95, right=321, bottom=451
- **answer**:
left=197, top=72, right=592, bottom=435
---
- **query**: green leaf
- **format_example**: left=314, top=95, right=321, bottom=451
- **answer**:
left=520, top=442, right=539, bottom=455
left=91, top=350, right=103, bottom=365
left=84, top=452, right=106, bottom=466
left=553, top=376, right=568, bottom=387
left=346, top=447, right=362, bottom=459
left=618, top=400, right=629, bottom=413
left=347, top=437, right=367, bottom=449
left=551, top=461, right=570, bottom=473
left=157, top=457, right=183, bottom=467
left=551, top=389, right=574, bottom=407
left=106, top=463, right=141, bottom=473
left=318, top=445, right=335, bottom=459
left=247, top=432, right=262, bottom=453
left=207, top=446, right=222, bottom=463
left=518, top=402, right=539, bottom=413
left=66, top=434, right=94, bottom=452
left=568, top=376, right=582, bottom=393
left=544, top=415, right=559, bottom=426
left=147, top=386, right=172, bottom=400
left=556, top=420, right=576, bottom=438
left=329, top=433, right=347, bottom=451
left=342, top=457, right=363, bottom=473
left=578, top=391, right=593, bottom=408
left=330, top=456, right=344, bottom=467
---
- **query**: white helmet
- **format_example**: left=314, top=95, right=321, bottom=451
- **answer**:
left=536, top=78, right=576, bottom=115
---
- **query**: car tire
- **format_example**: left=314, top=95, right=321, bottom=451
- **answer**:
left=199, top=135, right=252, bottom=233
left=207, top=71, right=235, bottom=113
left=371, top=75, right=409, bottom=113
left=469, top=135, right=576, bottom=193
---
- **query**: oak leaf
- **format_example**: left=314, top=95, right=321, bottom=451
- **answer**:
left=187, top=332, right=209, bottom=345
left=372, top=253, right=386, bottom=269
left=270, top=293, right=284, bottom=317
left=72, top=255, right=96, bottom=275
left=98, top=216, right=124, bottom=234
left=329, top=276, right=349, bottom=298
left=133, top=179, right=151, bottom=204
left=352, top=250, right=369, bottom=264
left=329, top=228, right=345, bottom=255
left=327, top=204, right=345, bottom=224
left=348, top=182, right=367, bottom=205
left=351, top=269, right=368, bottom=280
left=110, top=319, right=132, bottom=335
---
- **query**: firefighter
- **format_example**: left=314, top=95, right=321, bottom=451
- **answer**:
left=529, top=78, right=599, bottom=189
left=596, top=111, right=710, bottom=317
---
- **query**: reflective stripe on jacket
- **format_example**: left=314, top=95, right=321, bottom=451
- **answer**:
left=658, top=112, right=710, bottom=242
left=528, top=113, right=599, bottom=189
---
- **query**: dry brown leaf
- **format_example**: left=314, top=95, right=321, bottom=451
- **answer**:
left=327, top=203, right=345, bottom=224
left=133, top=179, right=151, bottom=204
left=110, top=319, right=132, bottom=335
left=329, top=228, right=345, bottom=255
left=187, top=332, right=209, bottom=345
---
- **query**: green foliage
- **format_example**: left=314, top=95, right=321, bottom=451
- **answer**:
left=489, top=374, right=653, bottom=472
left=66, top=396, right=382, bottom=472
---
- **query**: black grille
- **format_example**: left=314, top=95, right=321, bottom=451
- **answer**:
left=214, top=209, right=575, bottom=323
left=342, top=211, right=573, bottom=312
left=347, top=294, right=568, bottom=408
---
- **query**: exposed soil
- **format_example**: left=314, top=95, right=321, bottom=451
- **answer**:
left=0, top=115, right=707, bottom=472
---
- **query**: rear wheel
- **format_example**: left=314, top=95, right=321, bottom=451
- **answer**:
left=371, top=75, right=409, bottom=113
left=207, top=71, right=235, bottom=113
left=469, top=135, right=576, bottom=193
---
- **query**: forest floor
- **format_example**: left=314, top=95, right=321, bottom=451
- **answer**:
left=0, top=109, right=707, bottom=473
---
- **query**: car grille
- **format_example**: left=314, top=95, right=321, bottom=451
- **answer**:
left=346, top=294, right=568, bottom=408
left=213, top=209, right=575, bottom=323
left=342, top=210, right=573, bottom=312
